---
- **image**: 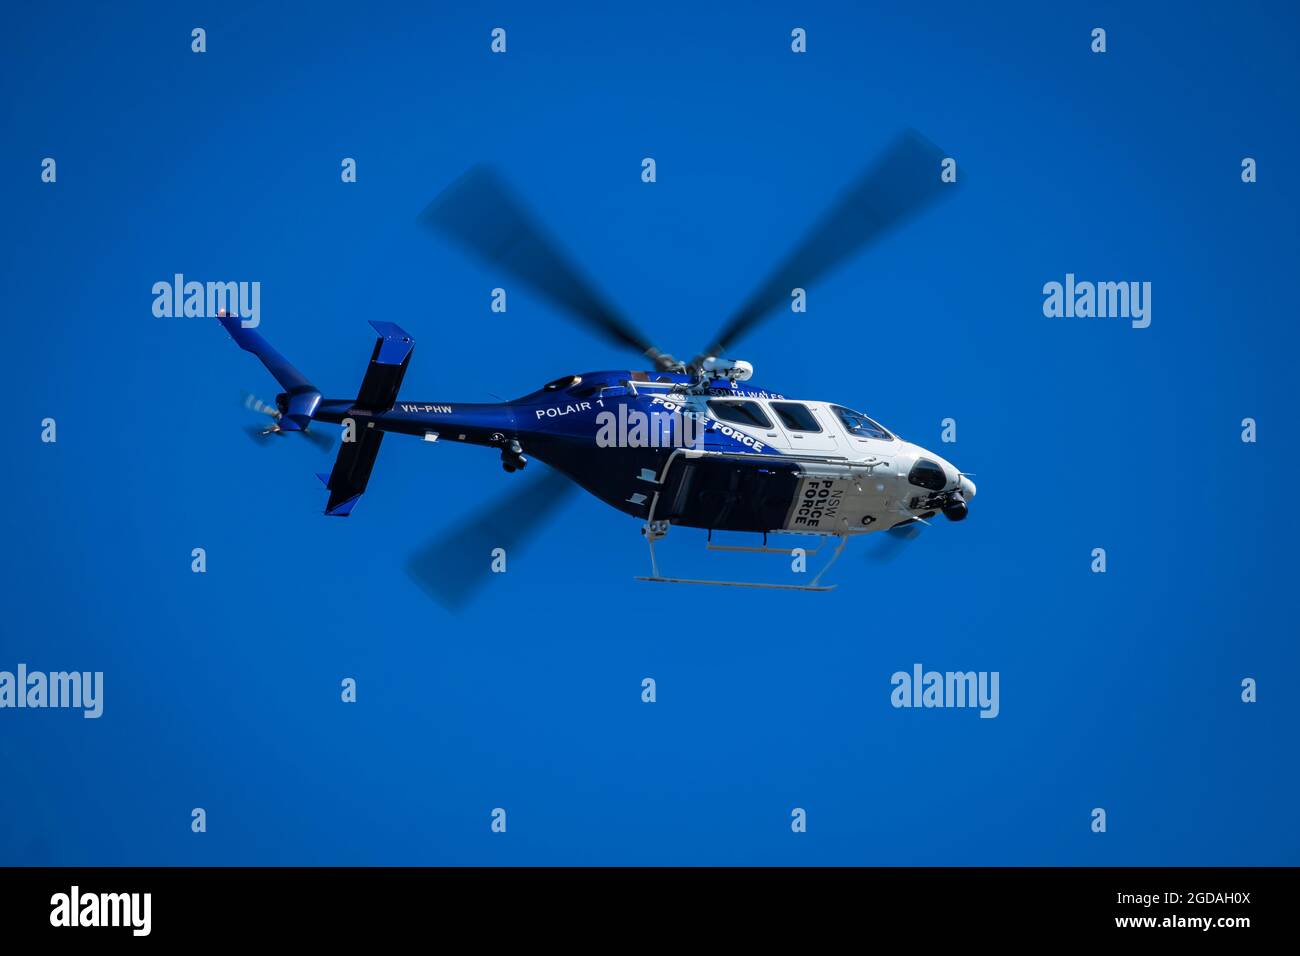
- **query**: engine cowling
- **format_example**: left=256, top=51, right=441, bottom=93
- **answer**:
left=700, top=357, right=753, bottom=382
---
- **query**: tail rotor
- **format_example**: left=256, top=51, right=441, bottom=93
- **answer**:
left=239, top=391, right=334, bottom=453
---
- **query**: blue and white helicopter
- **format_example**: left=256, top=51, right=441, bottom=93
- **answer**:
left=222, top=131, right=973, bottom=598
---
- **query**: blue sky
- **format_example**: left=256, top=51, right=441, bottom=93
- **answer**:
left=1, top=1, right=1296, bottom=864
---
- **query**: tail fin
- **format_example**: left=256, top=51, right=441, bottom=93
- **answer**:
left=319, top=321, right=415, bottom=516
left=217, top=314, right=320, bottom=429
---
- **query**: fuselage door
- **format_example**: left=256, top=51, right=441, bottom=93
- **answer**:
left=768, top=401, right=841, bottom=456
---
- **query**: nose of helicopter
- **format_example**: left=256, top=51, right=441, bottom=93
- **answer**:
left=905, top=447, right=974, bottom=522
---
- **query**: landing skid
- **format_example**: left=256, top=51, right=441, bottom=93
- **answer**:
left=638, top=521, right=848, bottom=591
left=635, top=575, right=836, bottom=592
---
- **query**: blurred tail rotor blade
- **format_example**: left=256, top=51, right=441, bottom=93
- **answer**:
left=407, top=466, right=577, bottom=610
left=241, top=392, right=332, bottom=452
left=242, top=390, right=280, bottom=419
left=243, top=424, right=278, bottom=444
left=697, top=129, right=955, bottom=363
left=301, top=427, right=335, bottom=454
left=419, top=166, right=679, bottom=370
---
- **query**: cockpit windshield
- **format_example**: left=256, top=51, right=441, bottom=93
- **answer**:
left=831, top=405, right=893, bottom=440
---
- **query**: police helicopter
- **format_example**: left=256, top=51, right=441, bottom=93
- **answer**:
left=220, top=130, right=973, bottom=599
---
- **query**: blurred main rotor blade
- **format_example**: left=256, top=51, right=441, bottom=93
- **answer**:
left=406, top=466, right=577, bottom=611
left=696, top=130, right=954, bottom=363
left=864, top=522, right=925, bottom=564
left=420, top=166, right=678, bottom=370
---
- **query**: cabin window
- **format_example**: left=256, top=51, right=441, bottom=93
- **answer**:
left=831, top=405, right=893, bottom=440
left=708, top=400, right=773, bottom=429
left=770, top=402, right=821, bottom=433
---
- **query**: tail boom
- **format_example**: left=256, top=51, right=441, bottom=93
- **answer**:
left=217, top=314, right=321, bottom=429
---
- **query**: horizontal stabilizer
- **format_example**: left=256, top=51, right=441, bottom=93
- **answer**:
left=319, top=321, right=415, bottom=515
left=322, top=426, right=384, bottom=516
left=326, top=493, right=361, bottom=517
left=355, top=321, right=415, bottom=413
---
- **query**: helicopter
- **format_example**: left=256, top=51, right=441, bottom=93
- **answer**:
left=219, top=130, right=973, bottom=597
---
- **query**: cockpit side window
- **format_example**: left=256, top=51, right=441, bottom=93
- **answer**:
left=707, top=400, right=773, bottom=429
left=770, top=402, right=821, bottom=433
left=831, top=405, right=893, bottom=440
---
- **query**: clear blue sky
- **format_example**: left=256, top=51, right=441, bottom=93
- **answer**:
left=1, top=0, right=1296, bottom=864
